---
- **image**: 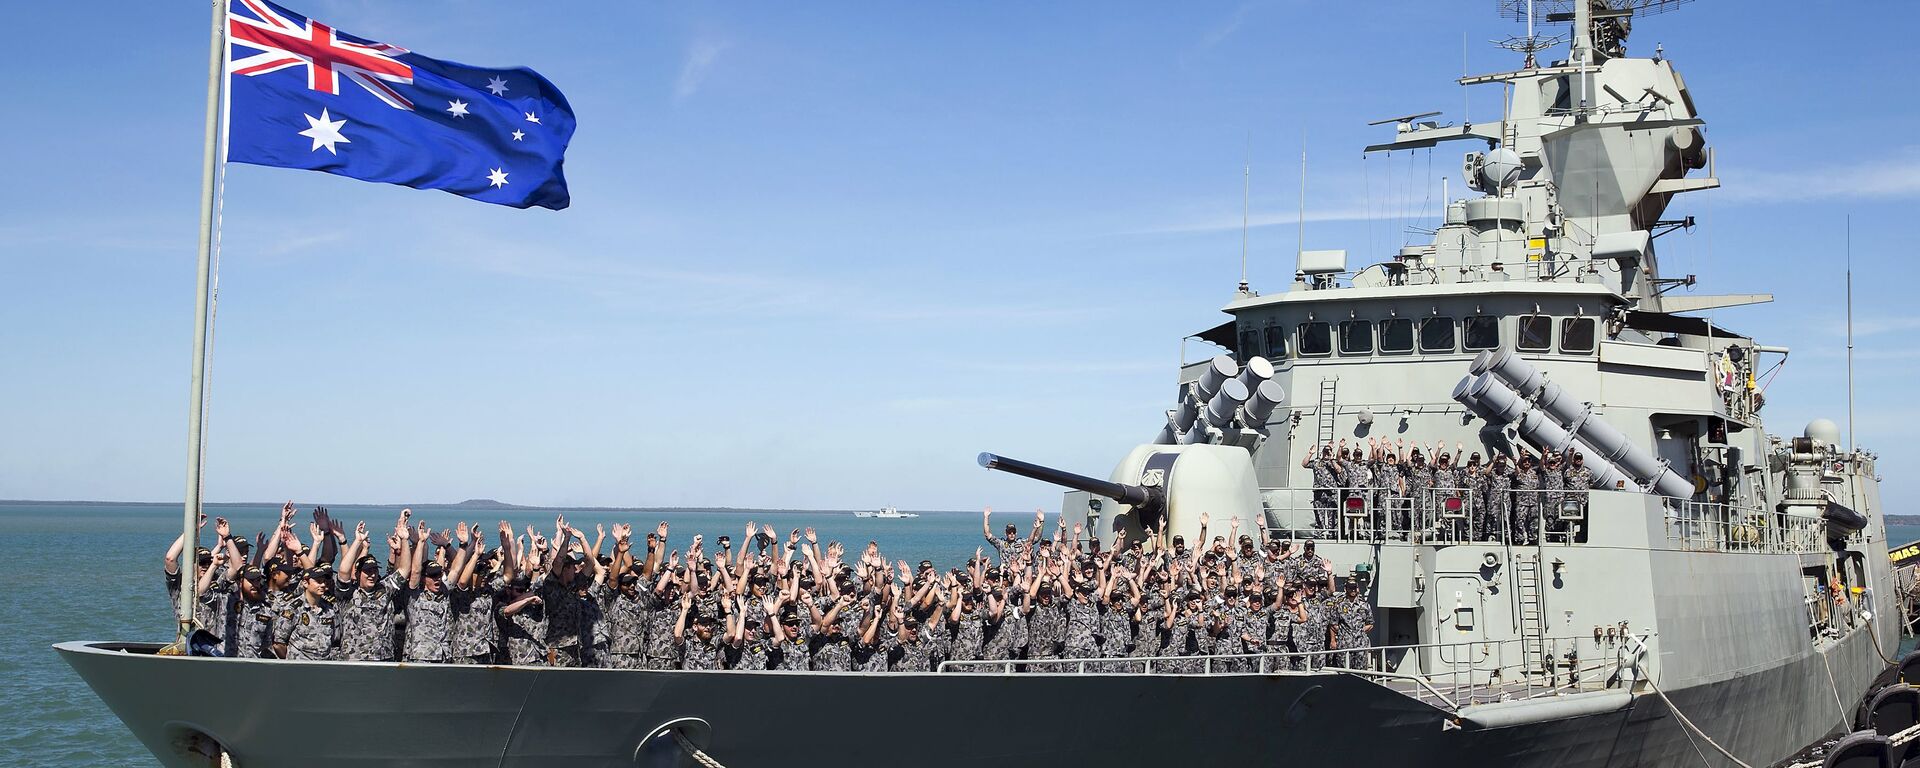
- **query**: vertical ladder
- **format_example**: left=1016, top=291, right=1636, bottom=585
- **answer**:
left=1515, top=554, right=1549, bottom=677
left=1316, top=378, right=1338, bottom=446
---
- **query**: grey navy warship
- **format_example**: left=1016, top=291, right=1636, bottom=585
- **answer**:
left=58, top=1, right=1902, bottom=766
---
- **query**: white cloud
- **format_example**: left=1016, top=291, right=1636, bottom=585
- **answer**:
left=1720, top=146, right=1920, bottom=203
left=675, top=37, right=730, bottom=101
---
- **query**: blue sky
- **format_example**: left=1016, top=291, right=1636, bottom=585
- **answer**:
left=3, top=1, right=1916, bottom=512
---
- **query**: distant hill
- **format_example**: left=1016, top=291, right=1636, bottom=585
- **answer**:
left=1887, top=515, right=1920, bottom=527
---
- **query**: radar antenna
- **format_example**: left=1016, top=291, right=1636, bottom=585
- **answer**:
left=1495, top=0, right=1699, bottom=61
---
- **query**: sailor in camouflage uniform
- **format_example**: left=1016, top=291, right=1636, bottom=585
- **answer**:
left=226, top=566, right=278, bottom=659
left=1061, top=579, right=1101, bottom=662
left=641, top=579, right=684, bottom=671
left=403, top=560, right=455, bottom=663
left=1541, top=452, right=1570, bottom=541
left=1371, top=442, right=1407, bottom=538
left=1340, top=449, right=1371, bottom=538
left=1332, top=579, right=1375, bottom=670
left=606, top=571, right=655, bottom=669
left=539, top=538, right=591, bottom=667
left=337, top=551, right=403, bottom=662
left=275, top=565, right=340, bottom=661
left=1301, top=443, right=1339, bottom=536
left=1563, top=452, right=1593, bottom=539
left=1487, top=453, right=1515, bottom=544
left=1513, top=452, right=1543, bottom=545
left=1093, top=585, right=1136, bottom=672
left=498, top=574, right=547, bottom=666
left=1023, top=585, right=1066, bottom=663
left=676, top=598, right=726, bottom=671
left=1405, top=448, right=1434, bottom=539
left=451, top=550, right=504, bottom=665
left=885, top=617, right=937, bottom=672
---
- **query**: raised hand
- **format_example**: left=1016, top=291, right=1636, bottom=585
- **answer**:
left=354, top=521, right=368, bottom=541
left=308, top=522, right=323, bottom=542
left=805, top=527, right=817, bottom=545
left=657, top=521, right=670, bottom=540
left=498, top=520, right=512, bottom=539
left=431, top=529, right=452, bottom=548
left=761, top=524, right=776, bottom=541
left=415, top=522, right=430, bottom=545
left=198, top=512, right=208, bottom=530
left=596, top=523, right=605, bottom=541
left=1199, top=512, right=1210, bottom=527
left=456, top=521, right=470, bottom=545
left=387, top=533, right=402, bottom=550
left=788, top=528, right=801, bottom=547
left=1072, top=523, right=1084, bottom=537
left=328, top=518, right=345, bottom=542
left=214, top=517, right=230, bottom=538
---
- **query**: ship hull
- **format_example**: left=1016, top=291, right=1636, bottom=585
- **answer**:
left=57, top=626, right=1887, bottom=767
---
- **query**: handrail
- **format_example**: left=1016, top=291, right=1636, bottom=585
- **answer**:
left=1261, top=485, right=1589, bottom=546
left=936, top=632, right=1656, bottom=713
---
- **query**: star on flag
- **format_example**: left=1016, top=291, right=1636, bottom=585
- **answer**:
left=446, top=99, right=470, bottom=118
left=485, top=76, right=510, bottom=96
left=298, top=109, right=350, bottom=154
left=486, top=168, right=509, bottom=188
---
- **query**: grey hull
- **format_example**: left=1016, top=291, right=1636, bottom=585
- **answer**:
left=56, top=628, right=1886, bottom=768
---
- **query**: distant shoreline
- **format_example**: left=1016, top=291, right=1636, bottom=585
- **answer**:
left=0, top=499, right=971, bottom=515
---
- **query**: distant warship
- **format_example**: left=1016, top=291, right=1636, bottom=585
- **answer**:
left=59, top=1, right=1903, bottom=766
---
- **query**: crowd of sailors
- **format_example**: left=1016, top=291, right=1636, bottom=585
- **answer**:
left=164, top=505, right=1375, bottom=672
left=1304, top=438, right=1593, bottom=544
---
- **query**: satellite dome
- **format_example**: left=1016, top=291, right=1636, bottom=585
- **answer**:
left=1804, top=418, right=1842, bottom=445
left=1480, top=148, right=1523, bottom=190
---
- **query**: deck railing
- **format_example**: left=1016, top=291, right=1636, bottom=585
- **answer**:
left=936, top=632, right=1652, bottom=712
left=1264, top=486, right=1590, bottom=546
left=1663, top=501, right=1827, bottom=554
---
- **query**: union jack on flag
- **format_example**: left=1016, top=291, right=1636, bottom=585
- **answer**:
left=223, top=0, right=576, bottom=209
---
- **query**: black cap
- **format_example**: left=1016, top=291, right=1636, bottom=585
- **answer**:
left=617, top=572, right=640, bottom=586
left=239, top=566, right=266, bottom=584
left=355, top=555, right=380, bottom=573
left=422, top=563, right=446, bottom=578
left=271, top=560, right=301, bottom=576
left=232, top=538, right=252, bottom=553
left=304, top=564, right=334, bottom=581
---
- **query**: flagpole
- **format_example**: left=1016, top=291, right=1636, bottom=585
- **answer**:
left=177, top=0, right=226, bottom=646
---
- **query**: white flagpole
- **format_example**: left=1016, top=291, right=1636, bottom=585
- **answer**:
left=177, top=0, right=227, bottom=646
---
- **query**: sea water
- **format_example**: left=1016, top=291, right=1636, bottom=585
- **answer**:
left=0, top=501, right=993, bottom=766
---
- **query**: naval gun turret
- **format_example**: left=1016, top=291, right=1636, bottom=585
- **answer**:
left=979, top=443, right=1264, bottom=548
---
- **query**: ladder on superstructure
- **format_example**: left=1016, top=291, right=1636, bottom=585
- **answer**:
left=1515, top=554, right=1550, bottom=677
left=1315, top=378, right=1338, bottom=446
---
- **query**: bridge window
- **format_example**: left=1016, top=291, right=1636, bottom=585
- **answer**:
left=1264, top=325, right=1288, bottom=359
left=1339, top=320, right=1373, bottom=355
left=1464, top=315, right=1500, bottom=350
left=1379, top=318, right=1413, bottom=353
left=1239, top=327, right=1262, bottom=361
left=1298, top=322, right=1331, bottom=356
left=1518, top=315, right=1552, bottom=352
left=1419, top=317, right=1455, bottom=353
left=1560, top=318, right=1596, bottom=354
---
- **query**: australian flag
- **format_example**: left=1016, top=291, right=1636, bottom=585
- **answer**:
left=224, top=0, right=575, bottom=210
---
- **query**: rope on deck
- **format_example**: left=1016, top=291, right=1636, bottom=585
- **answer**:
left=672, top=730, right=726, bottom=768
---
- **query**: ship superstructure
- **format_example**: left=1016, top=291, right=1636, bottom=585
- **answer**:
left=57, top=3, right=1898, bottom=767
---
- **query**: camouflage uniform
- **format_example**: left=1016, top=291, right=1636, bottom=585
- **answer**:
left=1565, top=464, right=1594, bottom=530
left=1487, top=463, right=1515, bottom=544
left=853, top=632, right=890, bottom=673
left=450, top=575, right=503, bottom=664
left=1433, top=465, right=1467, bottom=540
left=1341, top=461, right=1370, bottom=536
left=1061, top=595, right=1100, bottom=661
left=730, top=636, right=772, bottom=671
left=227, top=596, right=278, bottom=659
left=949, top=608, right=986, bottom=663
left=1129, top=598, right=1167, bottom=663
left=605, top=588, right=655, bottom=670
left=166, top=569, right=230, bottom=632
left=1543, top=464, right=1569, bottom=539
left=1308, top=456, right=1338, bottom=535
left=886, top=632, right=936, bottom=672
left=641, top=596, right=682, bottom=670
left=773, top=636, right=811, bottom=671
left=1372, top=461, right=1403, bottom=536
left=579, top=584, right=610, bottom=668
left=988, top=536, right=1029, bottom=566
left=1513, top=466, right=1543, bottom=545
left=1295, top=597, right=1331, bottom=670
left=1093, top=602, right=1135, bottom=672
left=403, top=586, right=454, bottom=663
left=337, top=573, right=404, bottom=662
left=538, top=576, right=584, bottom=667
left=1024, top=601, right=1066, bottom=660
left=1464, top=465, right=1493, bottom=541
left=1333, top=594, right=1375, bottom=670
left=810, top=632, right=854, bottom=671
left=681, top=630, right=725, bottom=670
left=1405, top=463, right=1434, bottom=537
left=278, top=595, right=340, bottom=661
left=501, top=592, right=547, bottom=666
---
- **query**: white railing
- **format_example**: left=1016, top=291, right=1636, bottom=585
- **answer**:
left=1664, top=502, right=1827, bottom=554
left=1265, top=486, right=1590, bottom=546
left=936, top=633, right=1651, bottom=712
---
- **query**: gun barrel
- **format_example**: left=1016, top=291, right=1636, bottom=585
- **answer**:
left=977, top=452, right=1152, bottom=507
